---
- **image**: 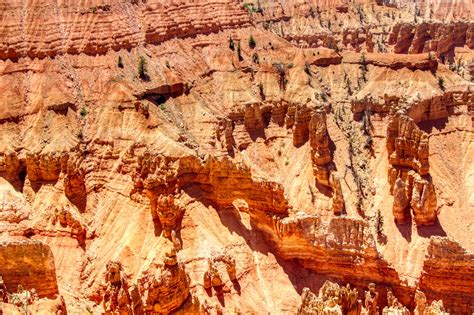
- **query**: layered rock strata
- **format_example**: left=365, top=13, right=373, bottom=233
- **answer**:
left=0, top=240, right=59, bottom=297
left=386, top=112, right=437, bottom=225
left=418, top=237, right=474, bottom=313
left=309, top=110, right=344, bottom=215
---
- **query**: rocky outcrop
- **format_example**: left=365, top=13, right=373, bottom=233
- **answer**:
left=152, top=194, right=185, bottom=238
left=387, top=113, right=437, bottom=225
left=418, top=237, right=474, bottom=314
left=0, top=294, right=67, bottom=315
left=389, top=22, right=474, bottom=59
left=138, top=248, right=190, bottom=314
left=0, top=1, right=472, bottom=314
left=407, top=90, right=474, bottom=123
left=51, top=205, right=87, bottom=244
left=298, top=281, right=361, bottom=315
left=352, top=89, right=474, bottom=122
left=343, top=52, right=438, bottom=71
left=203, top=251, right=237, bottom=289
left=389, top=0, right=474, bottom=20
left=413, top=290, right=449, bottom=315
left=262, top=215, right=409, bottom=304
left=102, top=261, right=133, bottom=314
left=100, top=249, right=190, bottom=314
left=309, top=110, right=344, bottom=215
left=383, top=288, right=409, bottom=314
left=135, top=154, right=289, bottom=217
left=0, top=240, right=59, bottom=297
left=0, top=0, right=251, bottom=60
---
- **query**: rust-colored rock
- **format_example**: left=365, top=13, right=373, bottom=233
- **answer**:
left=0, top=1, right=473, bottom=314
left=387, top=113, right=437, bottom=226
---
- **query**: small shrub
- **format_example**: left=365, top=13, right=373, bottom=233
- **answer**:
left=320, top=91, right=328, bottom=102
left=375, top=209, right=384, bottom=237
left=274, top=63, right=286, bottom=90
left=256, top=1, right=263, bottom=13
left=252, top=52, right=259, bottom=64
left=80, top=107, right=87, bottom=117
left=229, top=37, right=235, bottom=51
left=438, top=77, right=445, bottom=91
left=304, top=62, right=311, bottom=75
left=248, top=35, right=256, bottom=49
left=165, top=60, right=170, bottom=69
left=117, top=56, right=124, bottom=68
left=359, top=53, right=368, bottom=82
left=258, top=82, right=265, bottom=100
left=138, top=56, right=148, bottom=80
left=237, top=42, right=243, bottom=61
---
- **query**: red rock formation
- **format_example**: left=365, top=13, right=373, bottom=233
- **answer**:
left=0, top=1, right=472, bottom=314
left=102, top=261, right=132, bottom=314
left=387, top=112, right=437, bottom=225
left=389, top=22, right=474, bottom=58
left=298, top=281, right=362, bottom=315
left=138, top=248, right=190, bottom=313
left=0, top=0, right=251, bottom=60
left=0, top=240, right=59, bottom=297
left=309, top=110, right=344, bottom=214
left=418, top=237, right=474, bottom=313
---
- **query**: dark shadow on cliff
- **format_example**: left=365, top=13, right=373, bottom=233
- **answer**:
left=395, top=216, right=412, bottom=242
left=248, top=128, right=266, bottom=142
left=417, top=218, right=447, bottom=238
left=66, top=193, right=87, bottom=214
left=417, top=117, right=448, bottom=134
left=183, top=185, right=335, bottom=297
left=214, top=286, right=226, bottom=307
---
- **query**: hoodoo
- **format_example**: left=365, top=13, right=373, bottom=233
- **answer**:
left=0, top=0, right=472, bottom=313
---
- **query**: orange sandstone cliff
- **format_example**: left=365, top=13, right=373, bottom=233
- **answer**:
left=0, top=0, right=473, bottom=314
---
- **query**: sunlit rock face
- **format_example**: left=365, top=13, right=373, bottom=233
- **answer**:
left=0, top=0, right=473, bottom=313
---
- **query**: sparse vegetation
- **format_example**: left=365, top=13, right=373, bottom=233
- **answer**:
left=304, top=62, right=311, bottom=76
left=438, top=77, right=445, bottom=91
left=117, top=56, right=123, bottom=68
left=319, top=91, right=328, bottom=102
left=356, top=5, right=365, bottom=23
left=362, top=108, right=372, bottom=136
left=344, top=71, right=353, bottom=96
left=252, top=52, right=259, bottom=64
left=248, top=35, right=256, bottom=49
left=258, top=82, right=265, bottom=100
left=89, top=4, right=111, bottom=13
left=80, top=107, right=87, bottom=117
left=274, top=63, right=287, bottom=90
left=243, top=1, right=263, bottom=14
left=359, top=53, right=368, bottom=82
left=237, top=42, right=243, bottom=61
left=138, top=56, right=148, bottom=80
left=333, top=104, right=371, bottom=217
left=375, top=209, right=384, bottom=238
